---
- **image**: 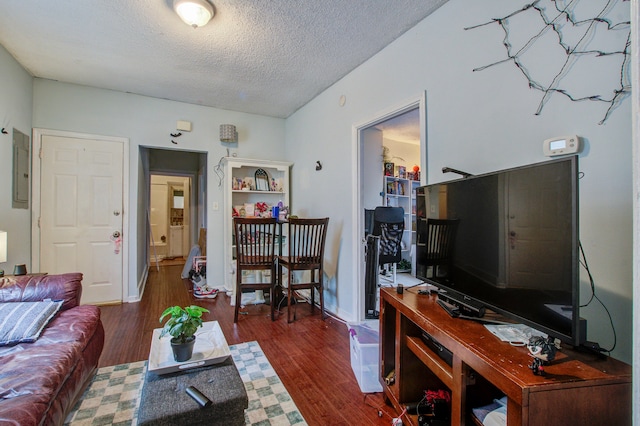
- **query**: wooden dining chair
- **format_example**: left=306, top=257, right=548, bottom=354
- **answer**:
left=278, top=217, right=329, bottom=323
left=423, top=218, right=459, bottom=279
left=233, top=217, right=277, bottom=323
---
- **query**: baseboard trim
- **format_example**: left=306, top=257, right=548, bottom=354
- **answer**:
left=125, top=265, right=148, bottom=303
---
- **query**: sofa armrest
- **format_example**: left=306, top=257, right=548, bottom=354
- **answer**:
left=0, top=273, right=83, bottom=310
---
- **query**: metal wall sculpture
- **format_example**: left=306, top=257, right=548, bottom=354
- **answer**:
left=466, top=0, right=631, bottom=124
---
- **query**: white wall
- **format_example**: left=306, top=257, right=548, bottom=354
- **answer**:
left=362, top=127, right=384, bottom=209
left=630, top=0, right=639, bottom=421
left=286, top=0, right=633, bottom=363
left=32, top=80, right=285, bottom=301
left=0, top=45, right=32, bottom=274
left=383, top=139, right=420, bottom=173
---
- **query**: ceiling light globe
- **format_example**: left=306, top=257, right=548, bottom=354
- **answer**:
left=174, top=0, right=214, bottom=28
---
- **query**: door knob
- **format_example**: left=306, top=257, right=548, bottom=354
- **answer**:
left=111, top=231, right=122, bottom=254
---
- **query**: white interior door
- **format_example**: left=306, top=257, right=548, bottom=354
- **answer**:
left=39, top=134, right=124, bottom=304
left=150, top=180, right=168, bottom=248
left=183, top=178, right=191, bottom=254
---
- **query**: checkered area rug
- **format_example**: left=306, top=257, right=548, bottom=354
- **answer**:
left=64, top=341, right=307, bottom=426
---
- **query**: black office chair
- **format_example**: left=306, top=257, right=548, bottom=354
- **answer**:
left=364, top=208, right=375, bottom=237
left=423, top=218, right=459, bottom=279
left=372, top=206, right=405, bottom=285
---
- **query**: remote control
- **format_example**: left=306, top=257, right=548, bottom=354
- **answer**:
left=186, top=386, right=212, bottom=407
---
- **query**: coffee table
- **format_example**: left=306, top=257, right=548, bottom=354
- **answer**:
left=137, top=321, right=248, bottom=425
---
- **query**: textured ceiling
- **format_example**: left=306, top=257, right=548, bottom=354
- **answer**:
left=0, top=0, right=448, bottom=119
left=376, top=108, right=421, bottom=144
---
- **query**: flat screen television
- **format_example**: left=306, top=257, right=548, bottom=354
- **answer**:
left=415, top=156, right=584, bottom=346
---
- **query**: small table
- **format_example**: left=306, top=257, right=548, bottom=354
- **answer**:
left=138, top=322, right=248, bottom=425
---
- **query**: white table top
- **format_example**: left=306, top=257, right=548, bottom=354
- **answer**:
left=148, top=321, right=231, bottom=375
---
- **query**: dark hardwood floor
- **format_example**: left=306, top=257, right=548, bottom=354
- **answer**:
left=99, top=264, right=393, bottom=425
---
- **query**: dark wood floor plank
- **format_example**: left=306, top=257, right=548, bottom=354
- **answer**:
left=98, top=264, right=391, bottom=425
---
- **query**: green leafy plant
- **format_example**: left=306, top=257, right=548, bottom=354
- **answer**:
left=397, top=259, right=411, bottom=271
left=159, top=305, right=209, bottom=344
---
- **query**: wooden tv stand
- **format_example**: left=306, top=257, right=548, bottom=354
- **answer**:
left=379, top=286, right=631, bottom=426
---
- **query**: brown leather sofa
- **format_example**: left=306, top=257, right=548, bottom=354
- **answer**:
left=0, top=273, right=104, bottom=426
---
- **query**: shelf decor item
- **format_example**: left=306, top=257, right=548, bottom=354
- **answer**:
left=397, top=166, right=406, bottom=179
left=386, top=181, right=396, bottom=195
left=242, top=177, right=255, bottom=190
left=244, top=203, right=255, bottom=217
left=255, top=168, right=270, bottom=191
left=412, top=165, right=420, bottom=181
left=255, top=202, right=268, bottom=217
left=384, top=162, right=394, bottom=177
left=159, top=305, right=210, bottom=362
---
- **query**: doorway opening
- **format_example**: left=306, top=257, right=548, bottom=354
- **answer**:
left=354, top=93, right=427, bottom=320
left=141, top=147, right=207, bottom=273
left=149, top=174, right=191, bottom=265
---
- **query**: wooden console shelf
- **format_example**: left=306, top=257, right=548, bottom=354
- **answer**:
left=379, top=286, right=631, bottom=426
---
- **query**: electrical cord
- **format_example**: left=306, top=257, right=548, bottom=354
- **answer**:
left=363, top=394, right=395, bottom=421
left=392, top=407, right=406, bottom=426
left=276, top=287, right=346, bottom=323
left=402, top=282, right=431, bottom=293
left=213, top=150, right=230, bottom=187
left=578, top=240, right=617, bottom=353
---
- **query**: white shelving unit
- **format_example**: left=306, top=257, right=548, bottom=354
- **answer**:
left=382, top=175, right=420, bottom=266
left=222, top=158, right=292, bottom=297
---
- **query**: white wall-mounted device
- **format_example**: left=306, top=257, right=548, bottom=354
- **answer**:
left=543, top=135, right=580, bottom=157
left=176, top=120, right=192, bottom=132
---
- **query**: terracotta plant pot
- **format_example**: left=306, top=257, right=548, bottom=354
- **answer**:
left=170, top=336, right=196, bottom=362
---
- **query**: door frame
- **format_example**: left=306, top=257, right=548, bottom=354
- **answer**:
left=351, top=91, right=427, bottom=321
left=31, top=128, right=130, bottom=301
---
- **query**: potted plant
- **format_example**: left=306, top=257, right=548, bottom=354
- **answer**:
left=159, top=305, right=209, bottom=362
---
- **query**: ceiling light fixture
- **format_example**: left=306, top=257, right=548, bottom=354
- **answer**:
left=174, top=0, right=214, bottom=29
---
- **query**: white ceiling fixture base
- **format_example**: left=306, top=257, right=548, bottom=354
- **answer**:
left=174, top=0, right=214, bottom=28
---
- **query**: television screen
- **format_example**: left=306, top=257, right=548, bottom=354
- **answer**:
left=415, top=156, right=582, bottom=345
